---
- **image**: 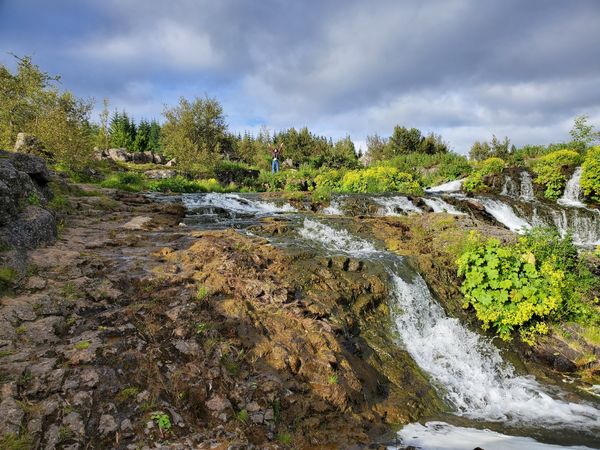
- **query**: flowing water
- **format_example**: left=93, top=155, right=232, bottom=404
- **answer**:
left=181, top=192, right=600, bottom=449
left=559, top=167, right=586, bottom=208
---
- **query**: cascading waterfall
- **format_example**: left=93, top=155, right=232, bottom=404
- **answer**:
left=426, top=178, right=465, bottom=193
left=520, top=171, right=535, bottom=201
left=477, top=198, right=531, bottom=232
left=183, top=192, right=295, bottom=215
left=558, top=167, right=585, bottom=208
left=373, top=196, right=422, bottom=215
left=297, top=219, right=599, bottom=432
left=422, top=197, right=464, bottom=215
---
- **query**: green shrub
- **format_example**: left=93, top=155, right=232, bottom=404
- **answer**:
left=0, top=267, right=17, bottom=293
left=314, top=169, right=343, bottom=191
left=457, top=228, right=598, bottom=344
left=463, top=157, right=505, bottom=192
left=100, top=172, right=146, bottom=192
left=147, top=176, right=224, bottom=193
left=531, top=149, right=581, bottom=200
left=387, top=152, right=471, bottom=187
left=151, top=411, right=172, bottom=433
left=580, top=146, right=600, bottom=203
left=340, top=166, right=423, bottom=194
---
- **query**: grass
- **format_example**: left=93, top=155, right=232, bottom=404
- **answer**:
left=116, top=386, right=140, bottom=402
left=236, top=409, right=249, bottom=424
left=0, top=350, right=15, bottom=357
left=195, top=322, right=209, bottom=335
left=277, top=432, right=293, bottom=445
left=0, top=267, right=17, bottom=293
left=0, top=433, right=34, bottom=450
left=196, top=285, right=209, bottom=301
left=26, top=192, right=41, bottom=206
left=74, top=340, right=91, bottom=350
left=328, top=374, right=338, bottom=385
left=100, top=172, right=146, bottom=192
left=61, top=281, right=83, bottom=301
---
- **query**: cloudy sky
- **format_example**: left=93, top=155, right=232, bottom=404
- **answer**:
left=1, top=0, right=599, bottom=153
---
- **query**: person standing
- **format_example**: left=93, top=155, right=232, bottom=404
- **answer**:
left=271, top=142, right=283, bottom=173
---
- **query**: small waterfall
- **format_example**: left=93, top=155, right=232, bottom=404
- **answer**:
left=501, top=174, right=519, bottom=197
left=478, top=198, right=531, bottom=232
left=558, top=167, right=585, bottom=208
left=422, top=197, right=464, bottom=215
left=426, top=178, right=465, bottom=193
left=322, top=198, right=344, bottom=215
left=374, top=196, right=422, bottom=215
left=520, top=171, right=535, bottom=201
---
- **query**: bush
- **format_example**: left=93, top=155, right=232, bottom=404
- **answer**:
left=580, top=146, right=600, bottom=203
left=387, top=152, right=471, bottom=187
left=340, top=166, right=423, bottom=194
left=314, top=169, right=343, bottom=191
left=457, top=228, right=599, bottom=344
left=147, top=176, right=223, bottom=193
left=463, top=157, right=505, bottom=192
left=100, top=172, right=146, bottom=192
left=531, top=149, right=581, bottom=200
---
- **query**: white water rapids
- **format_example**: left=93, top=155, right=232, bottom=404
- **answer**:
left=182, top=193, right=600, bottom=449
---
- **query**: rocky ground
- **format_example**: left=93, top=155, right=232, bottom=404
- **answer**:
left=0, top=185, right=445, bottom=449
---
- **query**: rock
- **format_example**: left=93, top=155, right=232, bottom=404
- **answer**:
left=0, top=394, right=24, bottom=435
left=26, top=275, right=47, bottom=290
left=120, top=418, right=133, bottom=431
left=22, top=316, right=65, bottom=344
left=153, top=153, right=166, bottom=164
left=144, top=169, right=177, bottom=179
left=2, top=205, right=57, bottom=249
left=174, top=339, right=200, bottom=356
left=165, top=158, right=177, bottom=167
left=123, top=216, right=152, bottom=230
left=107, top=148, right=130, bottom=162
left=98, top=414, right=118, bottom=436
left=13, top=132, right=52, bottom=159
left=62, top=411, right=85, bottom=437
left=206, top=395, right=231, bottom=412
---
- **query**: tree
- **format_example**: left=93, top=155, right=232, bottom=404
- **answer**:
left=161, top=96, right=227, bottom=170
left=365, top=134, right=389, bottom=162
left=419, top=132, right=449, bottom=154
left=133, top=119, right=151, bottom=152
left=326, top=136, right=359, bottom=168
left=469, top=140, right=492, bottom=161
left=0, top=55, right=94, bottom=170
left=148, top=120, right=161, bottom=153
left=490, top=135, right=511, bottom=159
left=109, top=111, right=135, bottom=149
left=570, top=115, right=600, bottom=151
left=389, top=126, right=422, bottom=155
left=95, top=98, right=110, bottom=150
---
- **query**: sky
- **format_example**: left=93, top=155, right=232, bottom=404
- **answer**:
left=1, top=0, right=600, bottom=154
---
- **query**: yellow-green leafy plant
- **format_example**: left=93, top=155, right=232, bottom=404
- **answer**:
left=580, top=146, right=600, bottom=203
left=463, top=157, right=505, bottom=192
left=340, top=166, right=422, bottom=194
left=531, top=149, right=581, bottom=200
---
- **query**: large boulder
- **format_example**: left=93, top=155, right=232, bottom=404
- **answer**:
left=107, top=148, right=130, bottom=162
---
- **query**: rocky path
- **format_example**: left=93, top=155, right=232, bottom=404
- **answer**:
left=1, top=188, right=438, bottom=449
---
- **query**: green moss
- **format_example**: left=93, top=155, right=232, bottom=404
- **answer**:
left=74, top=340, right=91, bottom=350
left=0, top=267, right=17, bottom=293
left=0, top=433, right=34, bottom=450
left=116, top=386, right=140, bottom=402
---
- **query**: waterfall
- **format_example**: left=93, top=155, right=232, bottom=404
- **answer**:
left=297, top=219, right=600, bottom=432
left=422, top=197, right=464, bottom=215
left=478, top=198, right=531, bottom=232
left=322, top=198, right=344, bottom=215
left=520, top=171, right=535, bottom=201
left=500, top=174, right=519, bottom=197
left=182, top=193, right=295, bottom=215
left=373, top=196, right=422, bottom=215
left=558, top=167, right=585, bottom=208
left=426, top=178, right=465, bottom=193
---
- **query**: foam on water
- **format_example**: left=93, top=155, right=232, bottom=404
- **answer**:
left=396, top=422, right=595, bottom=450
left=322, top=198, right=344, bottom=215
left=390, top=272, right=600, bottom=427
left=298, top=218, right=378, bottom=256
left=478, top=198, right=531, bottom=232
left=422, top=197, right=463, bottom=215
left=558, top=167, right=586, bottom=208
left=426, top=179, right=464, bottom=193
left=183, top=193, right=295, bottom=215
left=374, top=196, right=422, bottom=215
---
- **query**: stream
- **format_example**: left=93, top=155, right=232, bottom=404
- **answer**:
left=181, top=192, right=600, bottom=449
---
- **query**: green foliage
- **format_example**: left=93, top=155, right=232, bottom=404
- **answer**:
left=116, top=386, right=140, bottom=402
left=569, top=115, right=600, bottom=152
left=0, top=267, right=18, bottom=293
left=531, top=149, right=581, bottom=200
left=147, top=176, right=224, bottom=193
left=580, top=146, right=600, bottom=203
left=469, top=135, right=512, bottom=162
left=196, top=323, right=209, bottom=335
left=0, top=55, right=94, bottom=171
left=339, top=166, right=423, bottom=194
left=0, top=432, right=34, bottom=450
left=26, top=192, right=41, bottom=206
left=151, top=411, right=172, bottom=432
left=161, top=96, right=227, bottom=171
left=457, top=228, right=599, bottom=344
left=74, top=340, right=91, bottom=350
left=328, top=374, right=338, bottom=384
left=463, top=157, right=505, bottom=192
left=386, top=151, right=471, bottom=187
left=277, top=432, right=293, bottom=445
left=100, top=172, right=146, bottom=192
left=196, top=285, right=209, bottom=301
left=109, top=111, right=136, bottom=149
left=368, top=126, right=448, bottom=162
left=236, top=409, right=249, bottom=424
